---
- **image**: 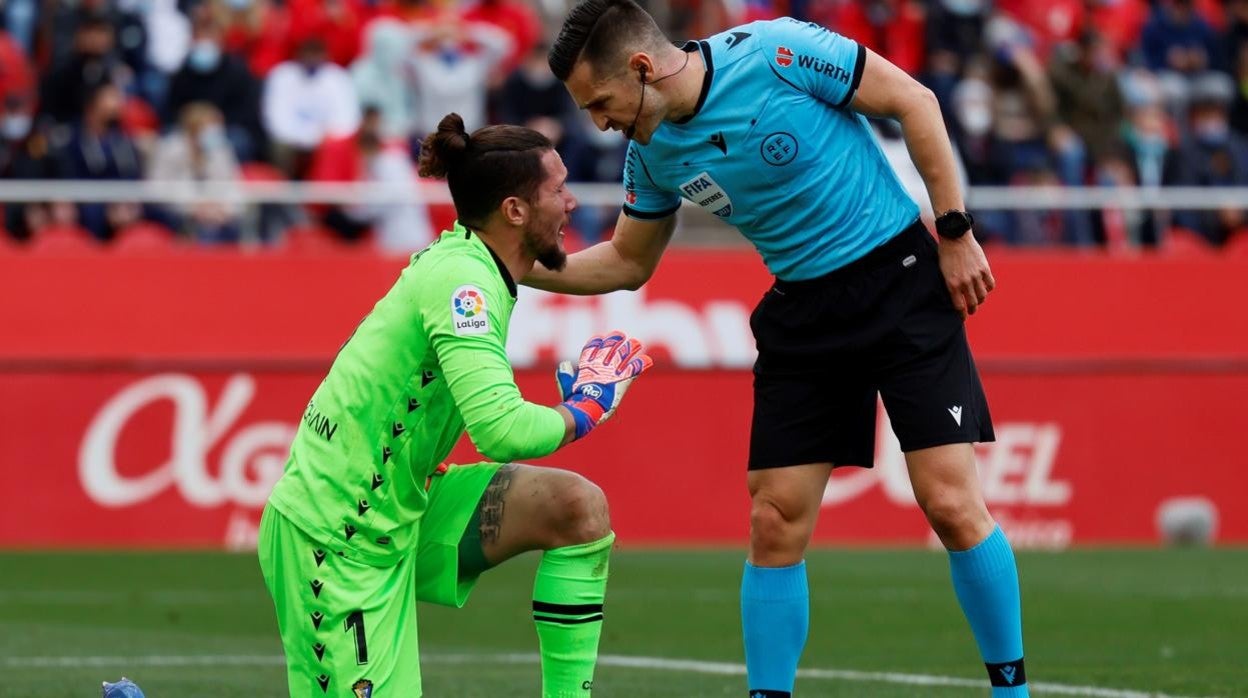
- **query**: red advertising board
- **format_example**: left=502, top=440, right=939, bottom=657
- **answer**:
left=2, top=249, right=1246, bottom=367
left=1, top=249, right=1246, bottom=548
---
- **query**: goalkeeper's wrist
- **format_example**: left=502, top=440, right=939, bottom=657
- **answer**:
left=561, top=396, right=605, bottom=440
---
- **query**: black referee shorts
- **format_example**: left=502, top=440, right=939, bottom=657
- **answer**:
left=748, top=220, right=994, bottom=470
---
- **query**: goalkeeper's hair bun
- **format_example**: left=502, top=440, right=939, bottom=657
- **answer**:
left=418, top=113, right=471, bottom=179
left=416, top=116, right=553, bottom=229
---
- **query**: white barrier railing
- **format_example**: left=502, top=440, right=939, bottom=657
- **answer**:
left=0, top=180, right=1246, bottom=210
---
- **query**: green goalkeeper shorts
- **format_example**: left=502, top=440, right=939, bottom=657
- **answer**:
left=258, top=461, right=503, bottom=697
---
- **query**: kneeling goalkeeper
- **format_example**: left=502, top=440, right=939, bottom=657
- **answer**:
left=258, top=112, right=652, bottom=697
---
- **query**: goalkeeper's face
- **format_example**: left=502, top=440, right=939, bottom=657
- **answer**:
left=522, top=149, right=577, bottom=271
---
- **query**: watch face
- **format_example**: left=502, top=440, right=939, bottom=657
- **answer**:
left=938, top=211, right=972, bottom=238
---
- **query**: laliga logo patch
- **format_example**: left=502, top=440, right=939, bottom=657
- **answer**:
left=678, top=172, right=733, bottom=218
left=451, top=285, right=490, bottom=335
left=352, top=679, right=374, bottom=697
left=454, top=287, right=485, bottom=317
left=775, top=46, right=794, bottom=67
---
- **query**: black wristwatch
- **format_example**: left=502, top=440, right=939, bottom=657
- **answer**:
left=935, top=210, right=975, bottom=240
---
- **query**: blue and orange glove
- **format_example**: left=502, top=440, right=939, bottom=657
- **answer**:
left=557, top=330, right=653, bottom=440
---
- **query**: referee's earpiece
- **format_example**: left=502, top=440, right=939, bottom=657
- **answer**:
left=626, top=64, right=649, bottom=140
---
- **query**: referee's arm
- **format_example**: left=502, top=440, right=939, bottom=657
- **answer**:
left=848, top=48, right=963, bottom=217
left=522, top=211, right=677, bottom=294
left=848, top=48, right=995, bottom=317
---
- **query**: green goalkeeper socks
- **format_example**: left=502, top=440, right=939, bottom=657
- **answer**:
left=532, top=532, right=615, bottom=697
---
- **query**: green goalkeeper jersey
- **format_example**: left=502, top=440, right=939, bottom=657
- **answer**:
left=268, top=223, right=567, bottom=566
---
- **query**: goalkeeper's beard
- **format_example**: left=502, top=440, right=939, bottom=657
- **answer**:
left=525, top=226, right=567, bottom=271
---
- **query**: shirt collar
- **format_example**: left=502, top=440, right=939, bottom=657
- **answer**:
left=454, top=221, right=518, bottom=298
left=672, top=40, right=714, bottom=125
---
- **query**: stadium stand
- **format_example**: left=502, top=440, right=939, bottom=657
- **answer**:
left=2, top=0, right=1248, bottom=251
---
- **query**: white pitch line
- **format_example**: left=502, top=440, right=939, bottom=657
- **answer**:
left=1, top=655, right=284, bottom=669
left=0, top=652, right=1216, bottom=698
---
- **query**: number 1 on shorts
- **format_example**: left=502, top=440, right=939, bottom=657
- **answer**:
left=345, top=610, right=369, bottom=665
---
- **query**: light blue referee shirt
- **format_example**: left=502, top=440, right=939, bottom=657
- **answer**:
left=622, top=18, right=921, bottom=281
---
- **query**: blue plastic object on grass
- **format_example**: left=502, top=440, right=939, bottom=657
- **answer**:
left=102, top=677, right=145, bottom=698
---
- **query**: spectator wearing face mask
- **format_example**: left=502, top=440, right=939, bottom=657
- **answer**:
left=923, top=0, right=990, bottom=114
left=1, top=34, right=59, bottom=244
left=949, top=74, right=1011, bottom=243
left=38, top=11, right=128, bottom=127
left=2, top=26, right=42, bottom=223
left=1165, top=72, right=1248, bottom=245
left=1119, top=72, right=1174, bottom=188
left=0, top=102, right=30, bottom=166
left=167, top=5, right=265, bottom=162
left=54, top=83, right=143, bottom=240
left=988, top=15, right=1096, bottom=245
left=262, top=36, right=361, bottom=178
left=147, top=102, right=244, bottom=244
left=1, top=118, right=78, bottom=243
left=140, top=0, right=192, bottom=110
left=407, top=16, right=512, bottom=137
left=0, top=29, right=33, bottom=132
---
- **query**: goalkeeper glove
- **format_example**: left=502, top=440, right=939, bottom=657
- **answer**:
left=558, top=330, right=652, bottom=440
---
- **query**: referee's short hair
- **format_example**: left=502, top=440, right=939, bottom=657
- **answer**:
left=418, top=113, right=553, bottom=229
left=548, top=0, right=669, bottom=82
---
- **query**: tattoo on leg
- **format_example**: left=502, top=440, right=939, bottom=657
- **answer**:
left=478, top=464, right=517, bottom=545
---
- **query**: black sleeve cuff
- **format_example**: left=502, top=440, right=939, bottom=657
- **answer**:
left=622, top=203, right=680, bottom=220
left=835, top=43, right=868, bottom=109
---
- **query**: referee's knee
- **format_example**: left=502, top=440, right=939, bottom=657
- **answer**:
left=748, top=496, right=811, bottom=564
left=919, top=492, right=992, bottom=550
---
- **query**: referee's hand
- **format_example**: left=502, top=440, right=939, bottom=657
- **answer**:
left=937, top=234, right=996, bottom=319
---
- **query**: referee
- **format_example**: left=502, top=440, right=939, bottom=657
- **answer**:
left=525, top=2, right=1028, bottom=696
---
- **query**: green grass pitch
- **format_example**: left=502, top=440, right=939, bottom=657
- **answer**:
left=0, top=548, right=1245, bottom=696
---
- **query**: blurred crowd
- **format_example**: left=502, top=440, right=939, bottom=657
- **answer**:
left=833, top=0, right=1248, bottom=248
left=1, top=0, right=1246, bottom=251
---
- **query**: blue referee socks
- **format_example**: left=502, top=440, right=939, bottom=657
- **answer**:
left=741, top=560, right=808, bottom=697
left=949, top=525, right=1028, bottom=696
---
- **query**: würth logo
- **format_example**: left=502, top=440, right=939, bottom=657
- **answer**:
left=775, top=46, right=794, bottom=67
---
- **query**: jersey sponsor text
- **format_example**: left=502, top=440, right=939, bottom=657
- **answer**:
left=795, top=54, right=852, bottom=83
